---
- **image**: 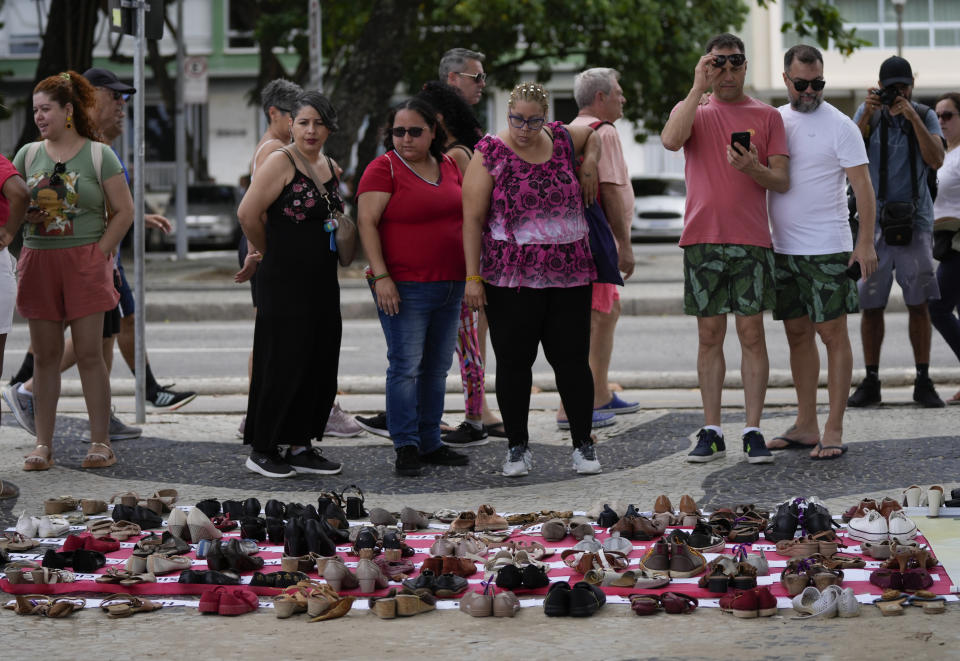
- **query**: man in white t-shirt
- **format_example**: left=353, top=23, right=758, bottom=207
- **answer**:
left=766, top=45, right=878, bottom=460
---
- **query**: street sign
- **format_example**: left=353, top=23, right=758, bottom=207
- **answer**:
left=183, top=56, right=208, bottom=104
left=108, top=0, right=164, bottom=40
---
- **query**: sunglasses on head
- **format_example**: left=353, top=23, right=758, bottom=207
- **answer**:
left=455, top=71, right=486, bottom=83
left=786, top=74, right=826, bottom=92
left=508, top=114, right=545, bottom=131
left=391, top=126, right=426, bottom=138
left=712, top=53, right=746, bottom=68
left=938, top=111, right=957, bottom=122
left=49, top=161, right=66, bottom=186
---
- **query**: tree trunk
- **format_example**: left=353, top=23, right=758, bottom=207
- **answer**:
left=324, top=0, right=417, bottom=177
left=15, top=0, right=100, bottom=152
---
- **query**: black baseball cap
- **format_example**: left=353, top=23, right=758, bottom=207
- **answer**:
left=82, top=67, right=136, bottom=94
left=879, top=56, right=913, bottom=87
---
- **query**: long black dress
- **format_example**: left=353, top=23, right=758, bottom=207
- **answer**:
left=243, top=151, right=343, bottom=451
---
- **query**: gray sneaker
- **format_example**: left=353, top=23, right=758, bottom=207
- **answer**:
left=502, top=444, right=532, bottom=477
left=323, top=402, right=363, bottom=437
left=82, top=411, right=142, bottom=442
left=572, top=442, right=602, bottom=475
left=2, top=384, right=36, bottom=436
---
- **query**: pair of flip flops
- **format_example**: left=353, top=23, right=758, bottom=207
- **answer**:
left=770, top=435, right=847, bottom=460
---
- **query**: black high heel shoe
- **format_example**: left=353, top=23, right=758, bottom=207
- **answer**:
left=195, top=499, right=221, bottom=519
left=284, top=518, right=307, bottom=557
left=242, top=498, right=262, bottom=518
left=224, top=538, right=264, bottom=572
left=304, top=519, right=336, bottom=557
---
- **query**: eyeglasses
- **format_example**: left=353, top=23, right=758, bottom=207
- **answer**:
left=455, top=71, right=486, bottom=84
left=786, top=74, right=826, bottom=92
left=100, top=88, right=129, bottom=102
left=712, top=54, right=746, bottom=68
left=508, top=114, right=545, bottom=131
left=50, top=161, right=66, bottom=187
left=391, top=126, right=426, bottom=138
left=938, top=111, right=957, bottom=122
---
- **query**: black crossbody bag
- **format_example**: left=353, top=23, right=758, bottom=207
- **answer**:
left=877, top=113, right=918, bottom=246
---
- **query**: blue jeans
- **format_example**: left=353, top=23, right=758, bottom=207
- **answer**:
left=376, top=280, right=464, bottom=453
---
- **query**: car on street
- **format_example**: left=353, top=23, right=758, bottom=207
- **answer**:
left=630, top=174, right=686, bottom=241
left=148, top=184, right=242, bottom=251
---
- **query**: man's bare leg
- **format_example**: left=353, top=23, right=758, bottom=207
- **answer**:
left=697, top=314, right=728, bottom=426
left=735, top=313, right=768, bottom=429
left=811, top=315, right=852, bottom=458
left=767, top=316, right=820, bottom=448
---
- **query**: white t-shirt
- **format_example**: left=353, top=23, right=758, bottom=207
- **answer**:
left=768, top=101, right=868, bottom=255
left=934, top=146, right=960, bottom=221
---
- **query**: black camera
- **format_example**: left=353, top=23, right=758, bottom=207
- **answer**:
left=874, top=86, right=901, bottom=106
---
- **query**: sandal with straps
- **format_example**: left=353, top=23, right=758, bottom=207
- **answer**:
left=5, top=594, right=85, bottom=617
left=83, top=443, right=117, bottom=469
left=100, top=593, right=163, bottom=618
left=23, top=445, right=53, bottom=471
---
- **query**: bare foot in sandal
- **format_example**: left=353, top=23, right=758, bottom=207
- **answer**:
left=82, top=442, right=117, bottom=469
left=765, top=424, right=820, bottom=450
left=23, top=444, right=54, bottom=471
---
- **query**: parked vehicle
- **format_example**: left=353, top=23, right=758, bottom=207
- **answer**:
left=630, top=174, right=685, bottom=241
left=148, top=184, right=242, bottom=250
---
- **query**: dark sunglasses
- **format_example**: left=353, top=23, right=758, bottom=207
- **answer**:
left=712, top=54, right=746, bottom=68
left=508, top=114, right=545, bottom=130
left=49, top=161, right=66, bottom=186
left=938, top=111, right=956, bottom=122
left=391, top=126, right=426, bottom=138
left=786, top=74, right=826, bottom=92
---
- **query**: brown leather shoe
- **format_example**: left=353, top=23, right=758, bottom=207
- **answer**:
left=653, top=494, right=673, bottom=514
left=449, top=511, right=476, bottom=532
left=841, top=498, right=878, bottom=523
left=475, top=505, right=508, bottom=532
left=633, top=515, right=666, bottom=541
left=678, top=494, right=699, bottom=515
left=442, top=556, right=478, bottom=577
left=879, top=497, right=902, bottom=520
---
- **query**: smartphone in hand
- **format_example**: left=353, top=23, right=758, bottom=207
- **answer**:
left=845, top=262, right=862, bottom=281
left=731, top=131, right=751, bottom=152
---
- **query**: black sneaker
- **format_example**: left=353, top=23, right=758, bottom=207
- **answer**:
left=147, top=385, right=198, bottom=410
left=395, top=445, right=423, bottom=477
left=355, top=412, right=391, bottom=438
left=847, top=377, right=881, bottom=407
left=686, top=428, right=726, bottom=463
left=742, top=431, right=774, bottom=464
left=913, top=377, right=945, bottom=408
left=441, top=421, right=489, bottom=447
left=283, top=447, right=342, bottom=475
left=245, top=450, right=296, bottom=478
left=420, top=445, right=469, bottom=466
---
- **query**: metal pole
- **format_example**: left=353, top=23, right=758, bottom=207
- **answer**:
left=895, top=3, right=904, bottom=57
left=133, top=1, right=146, bottom=423
left=309, top=0, right=322, bottom=90
left=175, top=0, right=187, bottom=259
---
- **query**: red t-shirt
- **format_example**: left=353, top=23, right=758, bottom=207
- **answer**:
left=676, top=95, right=789, bottom=248
left=0, top=155, right=22, bottom=227
left=357, top=150, right=465, bottom=282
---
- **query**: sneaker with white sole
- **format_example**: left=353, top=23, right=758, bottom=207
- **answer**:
left=147, top=386, right=197, bottom=410
left=686, top=428, right=725, bottom=463
left=83, top=412, right=142, bottom=442
left=323, top=402, right=363, bottom=437
left=245, top=450, right=296, bottom=478
left=502, top=444, right=532, bottom=477
left=847, top=509, right=889, bottom=544
left=572, top=442, right=602, bottom=475
left=594, top=393, right=640, bottom=415
left=2, top=384, right=36, bottom=436
left=283, top=447, right=342, bottom=475
left=742, top=431, right=774, bottom=464
left=442, top=422, right=490, bottom=447
left=355, top=412, right=391, bottom=438
left=558, top=410, right=615, bottom=431
left=887, top=510, right=918, bottom=541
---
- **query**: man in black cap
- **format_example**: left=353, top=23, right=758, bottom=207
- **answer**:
left=848, top=55, right=946, bottom=408
left=4, top=67, right=196, bottom=438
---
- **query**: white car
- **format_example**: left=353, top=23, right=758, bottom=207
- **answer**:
left=631, top=174, right=686, bottom=241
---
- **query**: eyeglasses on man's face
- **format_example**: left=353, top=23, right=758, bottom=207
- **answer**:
left=455, top=71, right=486, bottom=84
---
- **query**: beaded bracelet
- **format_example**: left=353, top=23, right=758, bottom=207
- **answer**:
left=465, top=275, right=486, bottom=284
left=368, top=272, right=391, bottom=282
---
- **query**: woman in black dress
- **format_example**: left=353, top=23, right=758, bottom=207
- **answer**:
left=237, top=91, right=345, bottom=478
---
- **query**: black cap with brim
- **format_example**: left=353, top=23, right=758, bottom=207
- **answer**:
left=879, top=56, right=913, bottom=88
left=82, top=67, right=136, bottom=94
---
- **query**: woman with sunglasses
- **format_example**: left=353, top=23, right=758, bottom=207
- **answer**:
left=357, top=97, right=470, bottom=477
left=237, top=91, right=345, bottom=478
left=930, top=92, right=960, bottom=403
left=6, top=71, right=133, bottom=471
left=462, top=82, right=602, bottom=477
left=415, top=81, right=504, bottom=445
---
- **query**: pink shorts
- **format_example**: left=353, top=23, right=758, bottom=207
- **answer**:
left=17, top=243, right=119, bottom=321
left=591, top=282, right=620, bottom=314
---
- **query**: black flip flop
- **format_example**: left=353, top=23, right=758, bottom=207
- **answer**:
left=768, top=436, right=817, bottom=451
left=483, top=422, right=507, bottom=438
left=810, top=442, right=848, bottom=461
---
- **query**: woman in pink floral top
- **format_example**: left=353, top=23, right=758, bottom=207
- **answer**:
left=462, top=82, right=603, bottom=477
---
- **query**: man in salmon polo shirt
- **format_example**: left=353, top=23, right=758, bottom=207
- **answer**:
left=661, top=33, right=790, bottom=465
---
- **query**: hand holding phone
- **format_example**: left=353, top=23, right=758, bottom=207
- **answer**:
left=731, top=131, right=751, bottom=153
left=845, top=262, right=862, bottom=281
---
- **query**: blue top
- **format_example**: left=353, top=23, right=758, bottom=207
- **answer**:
left=853, top=103, right=943, bottom=233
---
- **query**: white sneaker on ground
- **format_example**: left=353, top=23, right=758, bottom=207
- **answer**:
left=502, top=445, right=532, bottom=477
left=572, top=442, right=602, bottom=475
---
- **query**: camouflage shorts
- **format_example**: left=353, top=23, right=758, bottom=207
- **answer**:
left=683, top=243, right=776, bottom=317
left=773, top=252, right=859, bottom=323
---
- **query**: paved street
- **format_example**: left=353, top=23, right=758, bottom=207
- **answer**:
left=2, top=247, right=960, bottom=659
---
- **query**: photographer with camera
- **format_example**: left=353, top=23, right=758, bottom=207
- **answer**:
left=849, top=56, right=945, bottom=408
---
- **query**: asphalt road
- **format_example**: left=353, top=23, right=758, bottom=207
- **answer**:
left=4, top=312, right=956, bottom=383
